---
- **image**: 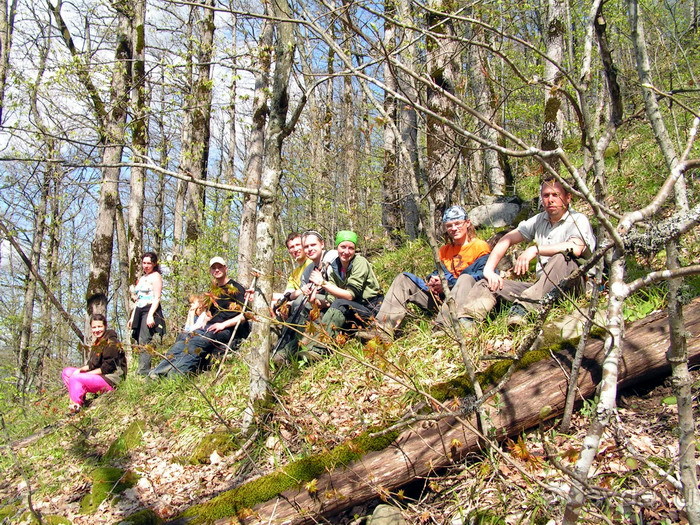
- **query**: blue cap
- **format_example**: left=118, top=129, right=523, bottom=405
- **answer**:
left=442, top=206, right=468, bottom=222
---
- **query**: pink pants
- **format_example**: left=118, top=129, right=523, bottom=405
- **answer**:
left=61, top=367, right=114, bottom=405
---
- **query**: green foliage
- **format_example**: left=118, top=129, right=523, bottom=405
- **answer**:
left=79, top=467, right=139, bottom=514
left=104, top=420, right=146, bottom=461
left=622, top=286, right=667, bottom=323
left=369, top=238, right=434, bottom=288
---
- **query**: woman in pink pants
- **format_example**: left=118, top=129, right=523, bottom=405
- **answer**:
left=62, top=314, right=127, bottom=413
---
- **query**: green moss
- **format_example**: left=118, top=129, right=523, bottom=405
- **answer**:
left=190, top=432, right=238, bottom=464
left=21, top=514, right=71, bottom=524
left=105, top=420, right=146, bottom=461
left=431, top=343, right=576, bottom=402
left=115, top=508, right=164, bottom=524
left=180, top=427, right=401, bottom=524
left=80, top=467, right=139, bottom=514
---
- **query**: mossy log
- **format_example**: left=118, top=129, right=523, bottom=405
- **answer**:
left=235, top=298, right=700, bottom=525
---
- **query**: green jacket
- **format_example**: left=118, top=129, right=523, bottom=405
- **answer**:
left=328, top=255, right=383, bottom=304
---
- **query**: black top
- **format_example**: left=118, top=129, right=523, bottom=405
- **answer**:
left=207, top=279, right=247, bottom=324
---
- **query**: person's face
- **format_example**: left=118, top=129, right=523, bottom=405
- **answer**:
left=303, top=235, right=324, bottom=262
left=444, top=219, right=469, bottom=244
left=337, top=241, right=356, bottom=264
left=541, top=181, right=571, bottom=222
left=210, top=263, right=227, bottom=282
left=142, top=256, right=155, bottom=275
left=286, top=236, right=305, bottom=262
left=91, top=320, right=106, bottom=340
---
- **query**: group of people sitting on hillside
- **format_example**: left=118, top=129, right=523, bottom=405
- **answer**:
left=61, top=177, right=595, bottom=412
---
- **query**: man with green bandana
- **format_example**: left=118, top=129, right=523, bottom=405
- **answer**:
left=301, top=230, right=384, bottom=360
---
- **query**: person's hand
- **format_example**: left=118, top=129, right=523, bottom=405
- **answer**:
left=301, top=282, right=314, bottom=297
left=127, top=318, right=132, bottom=330
left=206, top=322, right=227, bottom=334
left=146, top=313, right=155, bottom=328
left=483, top=268, right=503, bottom=292
left=514, top=245, right=537, bottom=275
left=71, top=369, right=82, bottom=377
left=308, top=269, right=324, bottom=287
left=244, top=288, right=255, bottom=303
left=426, top=275, right=443, bottom=295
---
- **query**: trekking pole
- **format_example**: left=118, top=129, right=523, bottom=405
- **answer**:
left=214, top=268, right=261, bottom=380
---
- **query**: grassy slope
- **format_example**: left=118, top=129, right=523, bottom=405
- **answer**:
left=1, top=159, right=699, bottom=523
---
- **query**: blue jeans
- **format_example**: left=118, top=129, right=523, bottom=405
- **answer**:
left=150, top=328, right=233, bottom=377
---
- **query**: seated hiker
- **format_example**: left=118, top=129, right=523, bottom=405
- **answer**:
left=271, top=230, right=337, bottom=364
left=361, top=206, right=491, bottom=341
left=270, top=232, right=312, bottom=318
left=458, top=177, right=595, bottom=328
left=62, top=314, right=127, bottom=414
left=184, top=294, right=209, bottom=332
left=149, top=257, right=251, bottom=378
left=301, top=230, right=383, bottom=359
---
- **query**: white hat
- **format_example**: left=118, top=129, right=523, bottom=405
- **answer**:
left=209, top=256, right=226, bottom=267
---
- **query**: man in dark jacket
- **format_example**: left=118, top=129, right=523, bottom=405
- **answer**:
left=149, top=257, right=250, bottom=377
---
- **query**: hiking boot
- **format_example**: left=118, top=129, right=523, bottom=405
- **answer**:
left=506, top=304, right=529, bottom=327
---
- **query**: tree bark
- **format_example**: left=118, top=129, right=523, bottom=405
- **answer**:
left=425, top=1, right=461, bottom=218
left=540, top=0, right=566, bottom=171
left=381, top=0, right=401, bottom=245
left=237, top=18, right=271, bottom=285
left=244, top=0, right=300, bottom=430
left=0, top=0, right=18, bottom=124
left=127, top=0, right=147, bottom=282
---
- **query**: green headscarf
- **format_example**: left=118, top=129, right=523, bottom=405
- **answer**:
left=335, top=230, right=358, bottom=247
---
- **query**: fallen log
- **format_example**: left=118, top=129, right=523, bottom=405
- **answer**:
left=197, top=298, right=700, bottom=524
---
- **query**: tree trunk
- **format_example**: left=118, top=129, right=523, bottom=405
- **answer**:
left=425, top=2, right=460, bottom=217
left=177, top=0, right=216, bottom=256
left=666, top=242, right=700, bottom=523
left=244, top=0, right=299, bottom=430
left=467, top=22, right=506, bottom=196
left=381, top=0, right=401, bottom=245
left=237, top=18, right=272, bottom=284
left=85, top=3, right=133, bottom=316
left=0, top=0, right=18, bottom=124
left=127, top=0, right=147, bottom=281
left=627, top=0, right=688, bottom=210
left=540, top=0, right=566, bottom=171
left=209, top=298, right=700, bottom=525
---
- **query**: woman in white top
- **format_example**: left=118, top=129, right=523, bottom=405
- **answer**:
left=128, top=252, right=166, bottom=375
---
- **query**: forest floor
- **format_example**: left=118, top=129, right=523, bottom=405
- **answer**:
left=1, top=296, right=698, bottom=524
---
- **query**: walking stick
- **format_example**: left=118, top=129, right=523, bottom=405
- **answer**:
left=214, top=268, right=261, bottom=380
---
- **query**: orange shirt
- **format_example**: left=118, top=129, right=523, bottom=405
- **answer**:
left=438, top=239, right=491, bottom=279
